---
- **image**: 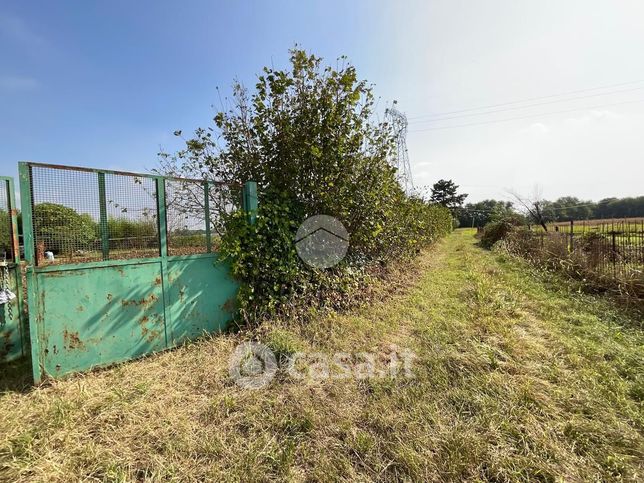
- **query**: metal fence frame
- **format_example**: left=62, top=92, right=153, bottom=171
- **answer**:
left=17, top=162, right=256, bottom=382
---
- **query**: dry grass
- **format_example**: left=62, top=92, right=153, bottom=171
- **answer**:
left=1, top=230, right=643, bottom=481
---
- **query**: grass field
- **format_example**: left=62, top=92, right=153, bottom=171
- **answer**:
left=1, top=229, right=642, bottom=481
left=545, top=217, right=644, bottom=234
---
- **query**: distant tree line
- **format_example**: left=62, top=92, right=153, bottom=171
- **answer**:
left=457, top=195, right=644, bottom=227
left=541, top=196, right=644, bottom=221
left=455, top=200, right=516, bottom=227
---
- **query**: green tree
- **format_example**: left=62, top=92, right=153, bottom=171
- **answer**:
left=33, top=203, right=97, bottom=254
left=541, top=197, right=594, bottom=221
left=162, top=48, right=452, bottom=316
left=429, top=179, right=468, bottom=210
left=457, top=199, right=517, bottom=227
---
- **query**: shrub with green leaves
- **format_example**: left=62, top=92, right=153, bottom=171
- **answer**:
left=33, top=203, right=97, bottom=254
left=161, top=48, right=452, bottom=319
left=480, top=216, right=524, bottom=249
left=107, top=217, right=157, bottom=248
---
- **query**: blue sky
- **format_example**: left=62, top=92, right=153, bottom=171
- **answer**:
left=2, top=1, right=643, bottom=202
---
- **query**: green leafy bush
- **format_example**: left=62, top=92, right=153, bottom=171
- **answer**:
left=480, top=216, right=524, bottom=249
left=33, top=203, right=97, bottom=254
left=107, top=217, right=157, bottom=249
left=162, top=49, right=452, bottom=319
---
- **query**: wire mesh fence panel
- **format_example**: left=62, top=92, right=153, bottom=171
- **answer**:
left=208, top=184, right=242, bottom=250
left=30, top=166, right=102, bottom=265
left=166, top=179, right=208, bottom=256
left=104, top=173, right=159, bottom=260
left=26, top=164, right=248, bottom=265
left=0, top=182, right=13, bottom=261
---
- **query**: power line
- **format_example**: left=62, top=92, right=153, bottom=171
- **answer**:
left=408, top=97, right=644, bottom=132
left=407, top=85, right=644, bottom=124
left=407, top=78, right=644, bottom=120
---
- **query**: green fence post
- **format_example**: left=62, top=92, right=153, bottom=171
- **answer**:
left=19, top=162, right=43, bottom=383
left=98, top=172, right=109, bottom=260
left=242, top=181, right=258, bottom=225
left=157, top=178, right=168, bottom=257
left=156, top=177, right=170, bottom=347
left=204, top=181, right=212, bottom=252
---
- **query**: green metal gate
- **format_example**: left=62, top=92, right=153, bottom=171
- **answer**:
left=0, top=176, right=26, bottom=362
left=19, top=162, right=253, bottom=382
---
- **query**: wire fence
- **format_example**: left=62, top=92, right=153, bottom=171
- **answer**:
left=545, top=218, right=644, bottom=234
left=26, top=164, right=240, bottom=266
left=166, top=179, right=209, bottom=256
left=511, top=220, right=644, bottom=286
left=104, top=172, right=160, bottom=260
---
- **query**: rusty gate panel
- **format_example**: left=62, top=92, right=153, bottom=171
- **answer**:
left=33, top=262, right=166, bottom=377
left=19, top=162, right=248, bottom=383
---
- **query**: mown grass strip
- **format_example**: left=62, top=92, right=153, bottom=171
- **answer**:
left=1, top=229, right=642, bottom=481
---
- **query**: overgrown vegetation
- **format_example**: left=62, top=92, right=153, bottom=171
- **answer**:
left=2, top=231, right=641, bottom=481
left=500, top=228, right=644, bottom=304
left=30, top=203, right=160, bottom=255
left=0, top=209, right=12, bottom=257
left=483, top=218, right=644, bottom=305
left=479, top=215, right=525, bottom=249
left=161, top=49, right=452, bottom=319
left=456, top=199, right=518, bottom=228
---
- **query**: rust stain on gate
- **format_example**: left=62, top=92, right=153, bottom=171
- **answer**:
left=12, top=162, right=256, bottom=383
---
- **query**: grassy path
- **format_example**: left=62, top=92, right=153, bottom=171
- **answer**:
left=1, top=230, right=642, bottom=481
